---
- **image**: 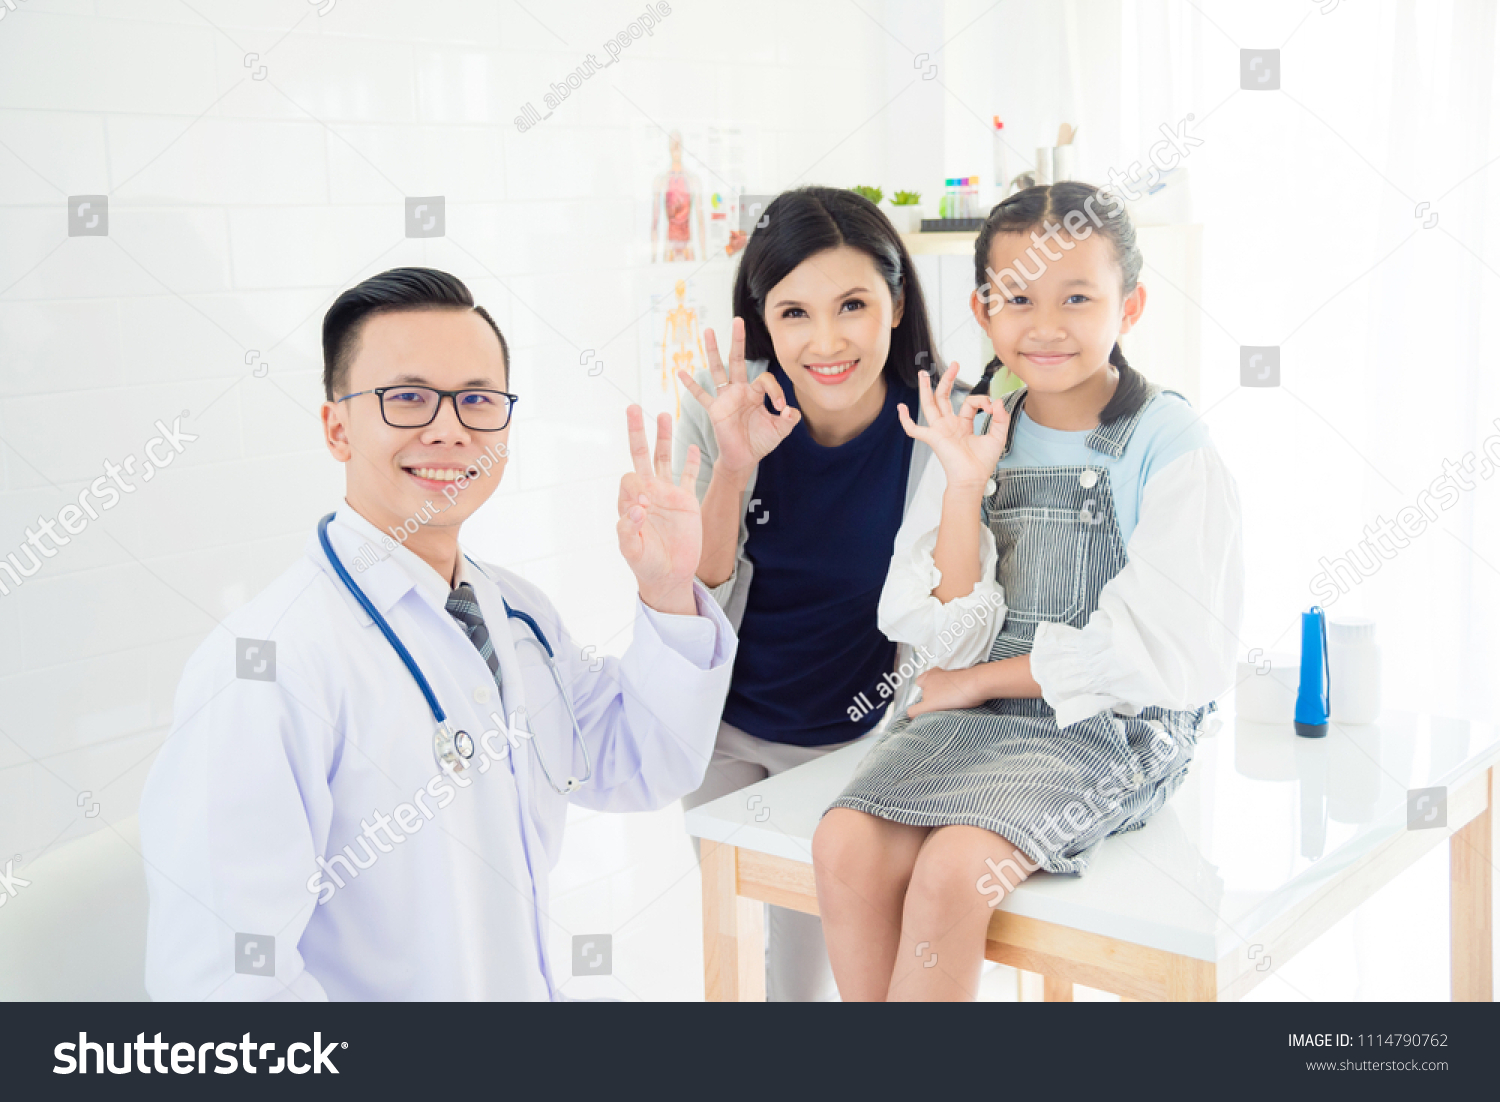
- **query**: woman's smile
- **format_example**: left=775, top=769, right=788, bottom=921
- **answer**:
left=803, top=359, right=860, bottom=384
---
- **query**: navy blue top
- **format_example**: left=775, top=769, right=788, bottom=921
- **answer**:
left=722, top=364, right=918, bottom=747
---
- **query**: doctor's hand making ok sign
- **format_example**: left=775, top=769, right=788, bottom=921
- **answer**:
left=617, top=405, right=708, bottom=617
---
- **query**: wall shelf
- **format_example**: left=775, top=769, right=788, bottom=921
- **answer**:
left=900, top=224, right=1203, bottom=406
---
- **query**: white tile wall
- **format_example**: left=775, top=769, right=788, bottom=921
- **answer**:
left=0, top=0, right=948, bottom=873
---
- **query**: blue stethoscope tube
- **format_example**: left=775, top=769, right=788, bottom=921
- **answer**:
left=316, top=513, right=591, bottom=791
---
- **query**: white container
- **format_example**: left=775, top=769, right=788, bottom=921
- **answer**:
left=888, top=204, right=921, bottom=233
left=1052, top=144, right=1077, bottom=182
left=1236, top=650, right=1299, bottom=724
left=1034, top=146, right=1053, bottom=186
left=1328, top=617, right=1382, bottom=724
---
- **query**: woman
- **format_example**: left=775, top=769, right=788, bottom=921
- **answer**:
left=672, top=186, right=985, bottom=1000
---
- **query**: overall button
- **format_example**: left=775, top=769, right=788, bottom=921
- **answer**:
left=1079, top=469, right=1098, bottom=488
left=984, top=477, right=997, bottom=495
left=474, top=685, right=491, bottom=704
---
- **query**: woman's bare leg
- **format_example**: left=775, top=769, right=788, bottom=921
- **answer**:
left=887, top=825, right=1034, bottom=1001
left=811, top=809, right=930, bottom=1001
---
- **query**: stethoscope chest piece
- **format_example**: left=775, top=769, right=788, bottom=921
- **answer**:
left=434, top=721, right=476, bottom=774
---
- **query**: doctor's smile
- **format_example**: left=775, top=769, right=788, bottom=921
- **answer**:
left=404, top=463, right=482, bottom=491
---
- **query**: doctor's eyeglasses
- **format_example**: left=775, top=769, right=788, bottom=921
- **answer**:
left=337, top=386, right=518, bottom=431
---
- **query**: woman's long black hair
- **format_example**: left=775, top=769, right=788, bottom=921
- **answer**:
left=970, top=181, right=1149, bottom=425
left=732, top=186, right=937, bottom=390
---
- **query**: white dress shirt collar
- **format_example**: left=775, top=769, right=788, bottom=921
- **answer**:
left=334, top=503, right=475, bottom=612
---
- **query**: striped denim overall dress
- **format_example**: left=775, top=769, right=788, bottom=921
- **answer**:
left=829, top=383, right=1211, bottom=874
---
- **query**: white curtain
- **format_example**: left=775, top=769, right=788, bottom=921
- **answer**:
left=1082, top=0, right=1499, bottom=719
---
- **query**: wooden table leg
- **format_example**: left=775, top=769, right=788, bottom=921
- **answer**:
left=1016, top=970, right=1074, bottom=1001
left=1043, top=976, right=1074, bottom=1002
left=700, top=840, right=766, bottom=1002
left=1451, top=766, right=1493, bottom=1002
left=1167, top=955, right=1217, bottom=1001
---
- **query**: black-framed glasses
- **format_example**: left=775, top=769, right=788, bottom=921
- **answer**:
left=337, top=386, right=518, bottom=431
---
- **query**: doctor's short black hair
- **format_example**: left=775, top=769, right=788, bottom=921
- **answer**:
left=322, top=267, right=509, bottom=400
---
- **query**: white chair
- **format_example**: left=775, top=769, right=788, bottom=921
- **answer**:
left=0, top=815, right=149, bottom=1001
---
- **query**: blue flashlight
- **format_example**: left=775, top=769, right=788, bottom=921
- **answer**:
left=1294, top=606, right=1330, bottom=739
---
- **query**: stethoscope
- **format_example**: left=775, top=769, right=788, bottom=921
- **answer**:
left=316, top=513, right=593, bottom=794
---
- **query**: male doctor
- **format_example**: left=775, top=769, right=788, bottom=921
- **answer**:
left=140, top=267, right=734, bottom=1000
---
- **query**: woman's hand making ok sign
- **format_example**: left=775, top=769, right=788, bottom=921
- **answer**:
left=677, top=317, right=800, bottom=476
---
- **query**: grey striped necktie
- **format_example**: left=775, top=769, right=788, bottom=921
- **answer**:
left=445, top=582, right=503, bottom=693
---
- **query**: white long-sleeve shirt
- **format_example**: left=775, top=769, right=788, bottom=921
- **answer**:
left=139, top=506, right=735, bottom=1001
left=878, top=393, right=1244, bottom=728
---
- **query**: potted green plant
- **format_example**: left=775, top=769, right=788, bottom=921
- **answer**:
left=849, top=185, right=884, bottom=205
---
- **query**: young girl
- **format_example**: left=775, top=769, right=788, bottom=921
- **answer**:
left=672, top=186, right=971, bottom=1000
left=811, top=182, right=1244, bottom=1001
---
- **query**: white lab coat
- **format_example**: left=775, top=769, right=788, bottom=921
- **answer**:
left=139, top=506, right=735, bottom=1001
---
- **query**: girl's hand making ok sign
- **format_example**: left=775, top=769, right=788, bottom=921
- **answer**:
left=896, top=361, right=1009, bottom=494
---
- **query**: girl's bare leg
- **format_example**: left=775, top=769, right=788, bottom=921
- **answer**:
left=887, top=825, right=1034, bottom=1001
left=811, top=809, right=930, bottom=1001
